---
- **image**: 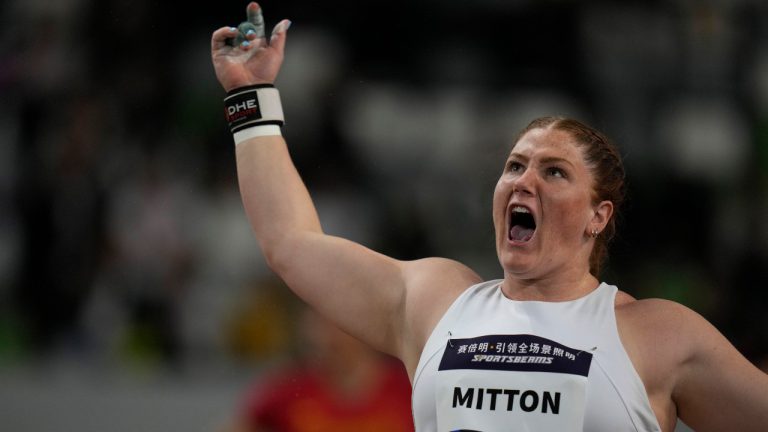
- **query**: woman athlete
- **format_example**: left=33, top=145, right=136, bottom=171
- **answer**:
left=211, top=3, right=768, bottom=431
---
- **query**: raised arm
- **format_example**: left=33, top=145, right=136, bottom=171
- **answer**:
left=210, top=3, right=481, bottom=364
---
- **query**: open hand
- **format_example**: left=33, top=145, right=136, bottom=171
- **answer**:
left=211, top=2, right=290, bottom=92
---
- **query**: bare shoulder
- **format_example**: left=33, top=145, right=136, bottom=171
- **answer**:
left=616, top=296, right=712, bottom=340
left=402, top=256, right=482, bottom=288
left=615, top=297, right=699, bottom=354
left=402, top=257, right=483, bottom=333
left=615, top=295, right=768, bottom=432
left=399, top=257, right=483, bottom=373
left=615, top=296, right=712, bottom=367
left=614, top=296, right=720, bottom=430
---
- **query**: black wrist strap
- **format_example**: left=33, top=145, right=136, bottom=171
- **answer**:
left=224, top=84, right=284, bottom=134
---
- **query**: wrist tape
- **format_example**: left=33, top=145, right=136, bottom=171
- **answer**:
left=224, top=84, right=284, bottom=135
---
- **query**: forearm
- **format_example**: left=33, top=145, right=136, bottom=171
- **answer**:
left=235, top=134, right=322, bottom=264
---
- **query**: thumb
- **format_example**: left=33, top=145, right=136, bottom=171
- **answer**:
left=269, top=19, right=291, bottom=51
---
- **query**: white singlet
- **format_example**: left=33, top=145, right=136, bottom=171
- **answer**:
left=412, top=280, right=662, bottom=432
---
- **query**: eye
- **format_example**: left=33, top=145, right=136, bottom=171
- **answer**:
left=546, top=167, right=567, bottom=178
left=506, top=161, right=524, bottom=173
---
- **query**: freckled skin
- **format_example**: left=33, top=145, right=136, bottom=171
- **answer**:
left=492, top=128, right=608, bottom=299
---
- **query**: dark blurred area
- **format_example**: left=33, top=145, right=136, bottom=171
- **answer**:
left=0, top=0, right=766, bottom=430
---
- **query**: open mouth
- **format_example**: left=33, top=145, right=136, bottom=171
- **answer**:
left=508, top=205, right=536, bottom=243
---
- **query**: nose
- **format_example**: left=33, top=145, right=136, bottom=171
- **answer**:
left=513, top=167, right=536, bottom=196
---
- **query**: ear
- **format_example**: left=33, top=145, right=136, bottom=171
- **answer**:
left=589, top=200, right=614, bottom=235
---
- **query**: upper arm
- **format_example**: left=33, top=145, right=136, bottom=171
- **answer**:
left=234, top=138, right=481, bottom=362
left=270, top=231, right=481, bottom=361
left=672, top=305, right=768, bottom=432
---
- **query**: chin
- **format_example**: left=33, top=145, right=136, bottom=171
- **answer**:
left=498, top=255, right=537, bottom=278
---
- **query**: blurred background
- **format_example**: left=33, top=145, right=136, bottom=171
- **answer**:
left=1, top=0, right=767, bottom=430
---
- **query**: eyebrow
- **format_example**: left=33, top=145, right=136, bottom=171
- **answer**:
left=508, top=153, right=576, bottom=168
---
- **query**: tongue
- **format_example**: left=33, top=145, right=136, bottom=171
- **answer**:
left=510, top=225, right=534, bottom=242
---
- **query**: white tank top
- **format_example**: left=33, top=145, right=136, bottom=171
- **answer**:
left=412, top=280, right=661, bottom=431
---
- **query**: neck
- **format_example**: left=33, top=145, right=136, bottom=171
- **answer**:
left=501, top=268, right=599, bottom=302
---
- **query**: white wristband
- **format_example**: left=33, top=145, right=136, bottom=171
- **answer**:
left=224, top=85, right=285, bottom=145
left=233, top=125, right=282, bottom=145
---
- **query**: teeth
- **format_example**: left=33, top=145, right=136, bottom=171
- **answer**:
left=512, top=206, right=530, bottom=214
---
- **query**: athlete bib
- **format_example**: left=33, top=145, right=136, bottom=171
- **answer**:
left=436, top=334, right=593, bottom=432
